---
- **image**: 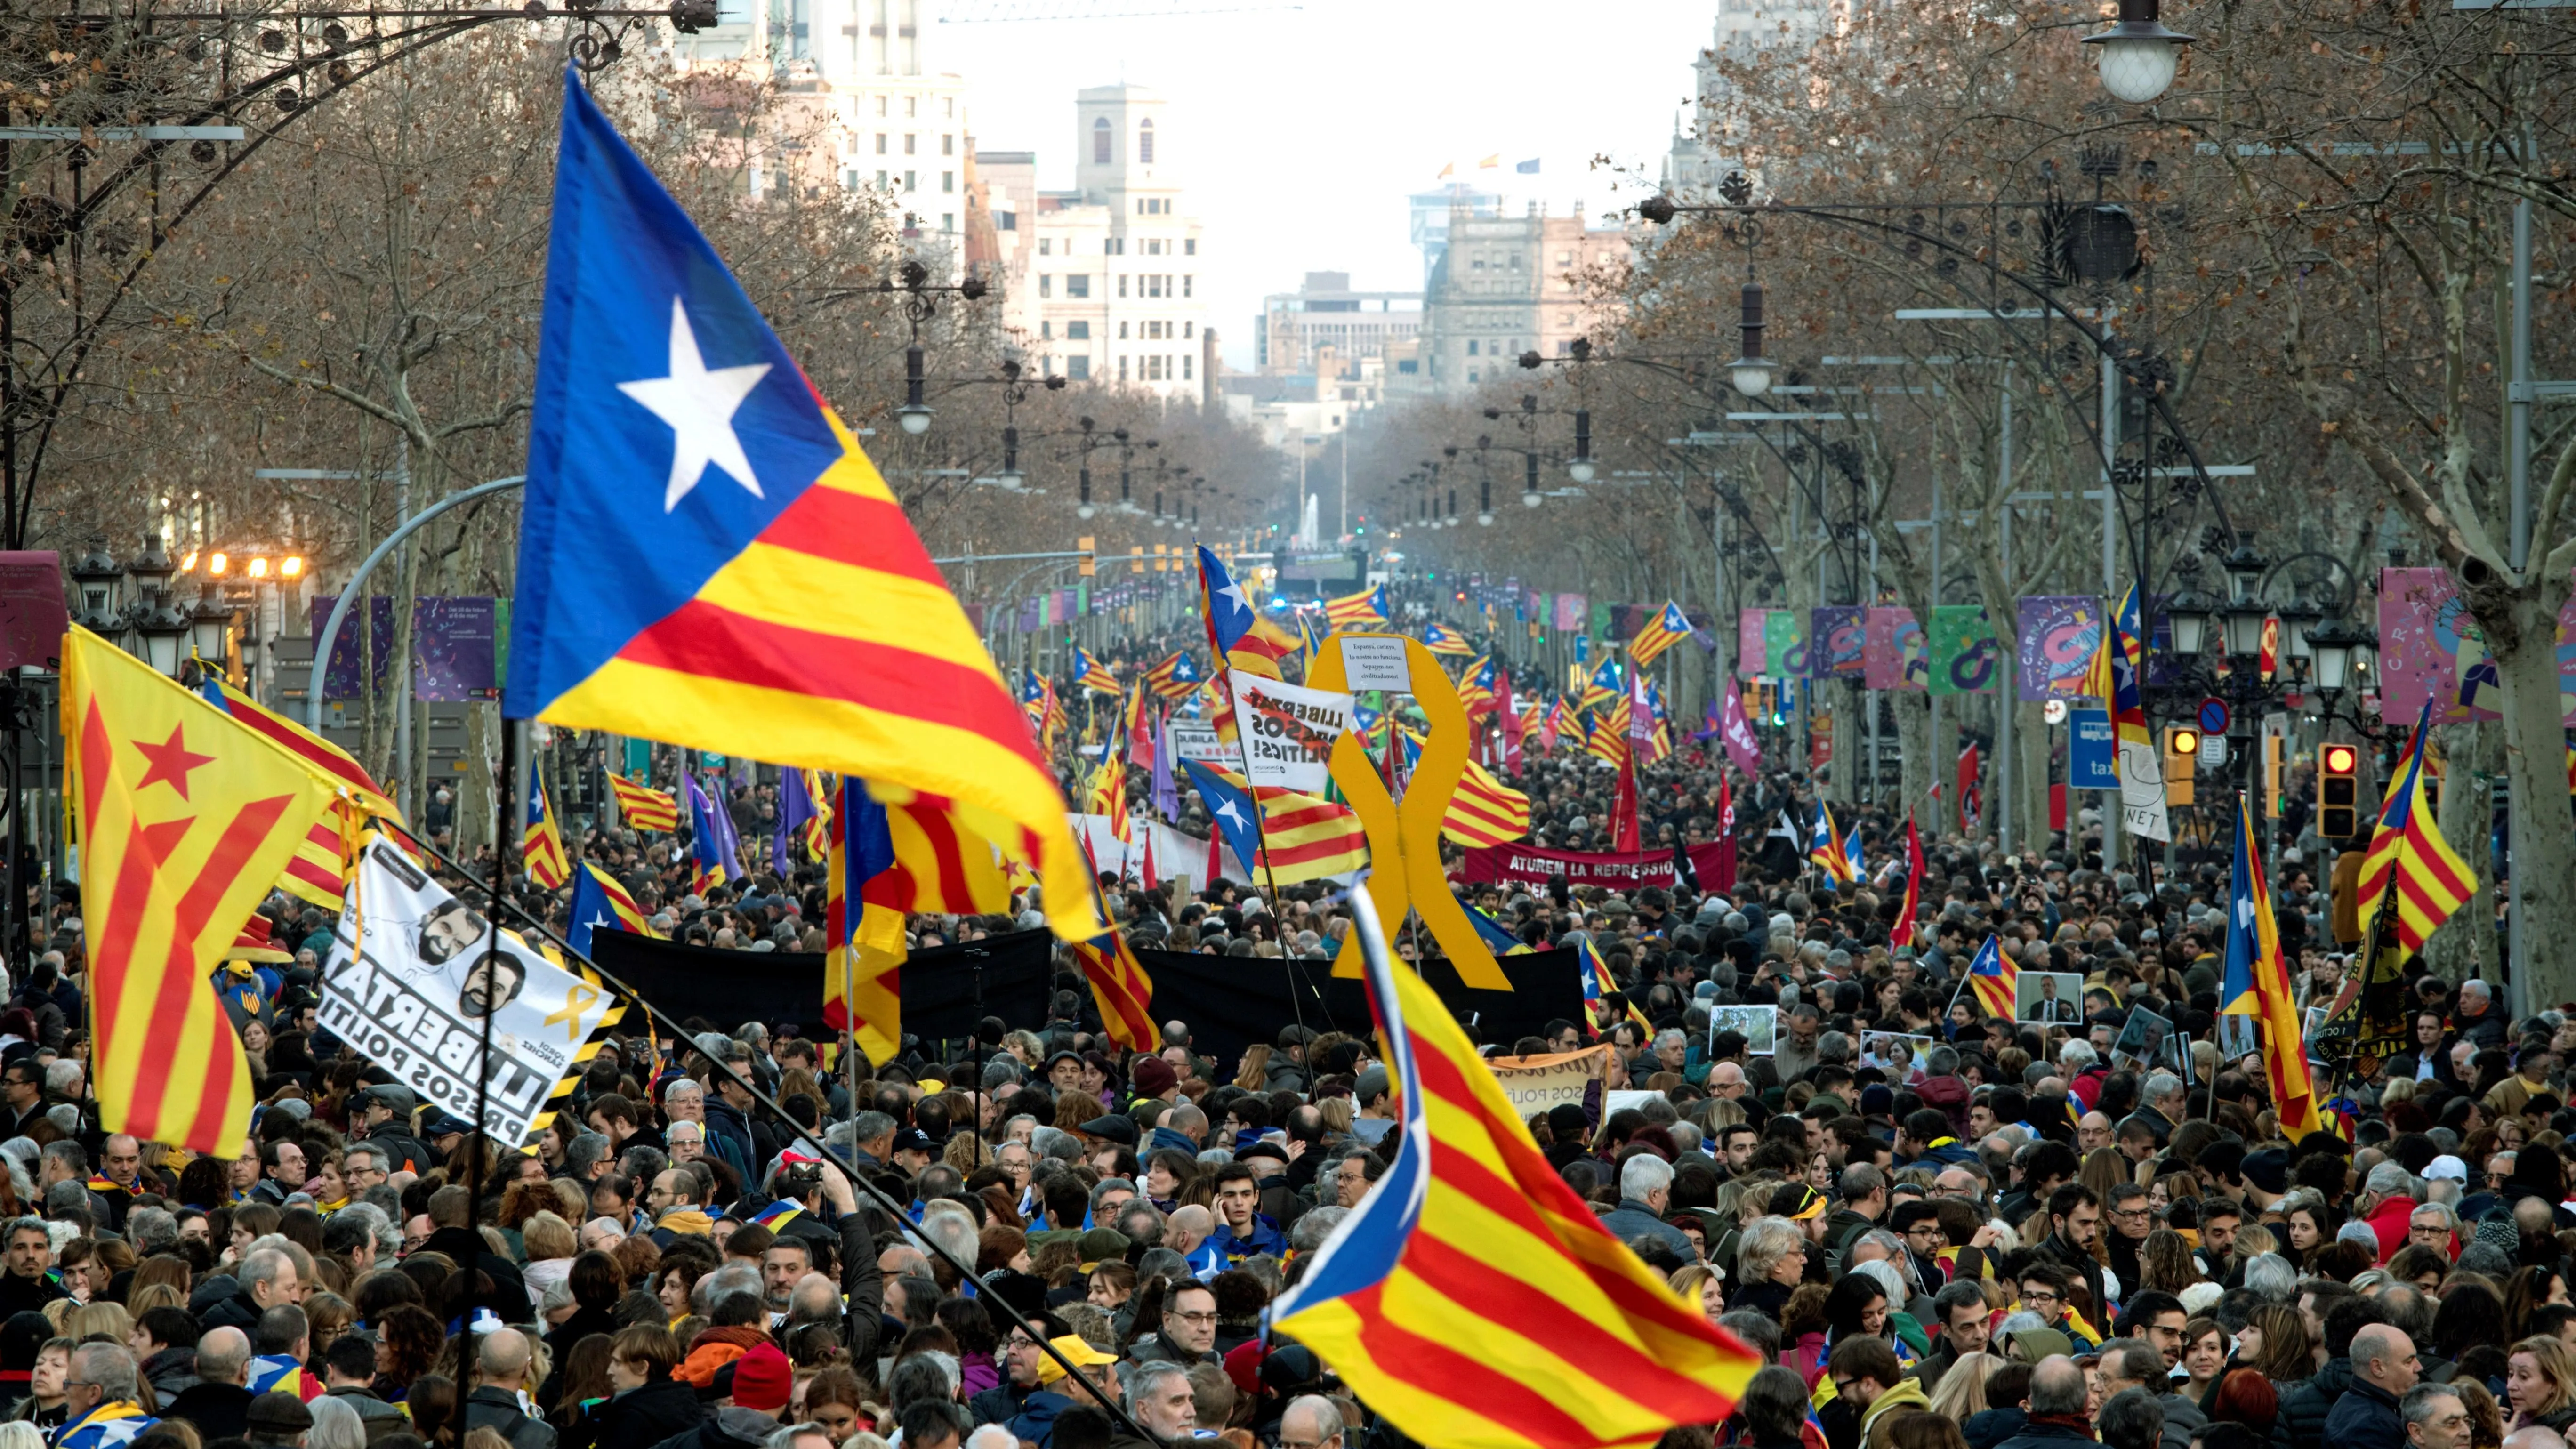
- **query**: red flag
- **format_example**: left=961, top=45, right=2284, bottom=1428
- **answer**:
left=1497, top=666, right=1522, bottom=774
left=1956, top=744, right=1983, bottom=832
left=1892, top=816, right=1925, bottom=949
left=1140, top=826, right=1160, bottom=892
left=1610, top=750, right=1642, bottom=852
left=1710, top=778, right=1739, bottom=894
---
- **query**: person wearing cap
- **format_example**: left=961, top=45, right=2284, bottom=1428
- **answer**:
left=1130, top=1055, right=1181, bottom=1109
left=353, top=1087, right=436, bottom=1176
left=1003, top=1333, right=1122, bottom=1446
left=241, top=1390, right=314, bottom=1448
left=649, top=1340, right=796, bottom=1449
left=1045, top=1050, right=1087, bottom=1095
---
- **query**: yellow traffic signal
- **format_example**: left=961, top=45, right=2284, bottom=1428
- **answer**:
left=2164, top=726, right=2198, bottom=807
left=1079, top=537, right=1096, bottom=577
left=2320, top=741, right=2361, bottom=839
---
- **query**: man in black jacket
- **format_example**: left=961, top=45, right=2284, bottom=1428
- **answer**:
left=161, top=1328, right=257, bottom=1443
left=970, top=1316, right=1064, bottom=1426
left=466, top=1327, right=558, bottom=1449
left=2321, top=1324, right=2420, bottom=1449
left=0, top=1218, right=62, bottom=1318
left=2032, top=1184, right=2110, bottom=1332
left=2285, top=1297, right=2389, bottom=1449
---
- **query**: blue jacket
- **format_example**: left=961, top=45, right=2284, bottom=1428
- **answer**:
left=701, top=1100, right=757, bottom=1183
left=1597, top=1199, right=1696, bottom=1260
left=1195, top=1215, right=1288, bottom=1275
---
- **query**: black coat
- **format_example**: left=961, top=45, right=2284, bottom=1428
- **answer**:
left=572, top=1377, right=704, bottom=1449
left=161, top=1382, right=256, bottom=1441
left=2281, top=1357, right=2356, bottom=1449
left=2319, top=1377, right=2407, bottom=1449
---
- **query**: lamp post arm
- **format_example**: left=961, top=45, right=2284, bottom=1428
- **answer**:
left=306, top=474, right=526, bottom=732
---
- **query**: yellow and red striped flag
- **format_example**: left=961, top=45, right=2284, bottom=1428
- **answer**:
left=1190, top=761, right=1369, bottom=883
left=1272, top=886, right=1761, bottom=1449
left=824, top=779, right=905, bottom=1071
left=2221, top=791, right=2324, bottom=1140
left=1626, top=601, right=1694, bottom=668
left=2355, top=702, right=2478, bottom=954
left=523, top=768, right=572, bottom=888
left=1326, top=584, right=1390, bottom=629
left=66, top=626, right=340, bottom=1157
left=607, top=773, right=681, bottom=832
left=1070, top=850, right=1157, bottom=1055
left=1421, top=623, right=1475, bottom=659
left=1089, top=755, right=1133, bottom=845
left=1442, top=758, right=1531, bottom=848
left=1586, top=700, right=1631, bottom=768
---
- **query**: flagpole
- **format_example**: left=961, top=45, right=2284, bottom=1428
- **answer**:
left=451, top=713, right=513, bottom=1442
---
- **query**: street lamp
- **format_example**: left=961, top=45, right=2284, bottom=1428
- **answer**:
left=190, top=586, right=234, bottom=664
left=68, top=536, right=126, bottom=639
left=1728, top=281, right=1775, bottom=398
left=2305, top=617, right=2371, bottom=694
left=1566, top=409, right=1594, bottom=487
left=896, top=344, right=933, bottom=435
left=2165, top=589, right=2213, bottom=657
left=2083, top=0, right=2195, bottom=104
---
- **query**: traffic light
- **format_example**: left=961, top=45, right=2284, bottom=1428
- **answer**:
left=2164, top=726, right=2199, bottom=807
left=1078, top=537, right=1096, bottom=577
left=2265, top=734, right=2289, bottom=819
left=2320, top=741, right=2361, bottom=839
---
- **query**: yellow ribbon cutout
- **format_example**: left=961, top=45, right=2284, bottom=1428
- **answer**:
left=1307, top=632, right=1511, bottom=990
left=547, top=978, right=600, bottom=1040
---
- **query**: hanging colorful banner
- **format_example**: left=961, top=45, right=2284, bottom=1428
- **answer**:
left=1739, top=610, right=1769, bottom=679
left=2377, top=566, right=2576, bottom=724
left=1926, top=605, right=1999, bottom=694
left=1552, top=593, right=1587, bottom=631
left=1862, top=607, right=1925, bottom=692
left=1811, top=607, right=1867, bottom=679
left=2017, top=595, right=2107, bottom=702
left=1762, top=609, right=1808, bottom=679
left=412, top=596, right=500, bottom=702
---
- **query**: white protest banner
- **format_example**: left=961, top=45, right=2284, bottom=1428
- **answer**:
left=1482, top=1045, right=1611, bottom=1117
left=1340, top=636, right=1411, bottom=693
left=1229, top=673, right=1353, bottom=793
left=321, top=840, right=621, bottom=1145
left=1168, top=724, right=1228, bottom=764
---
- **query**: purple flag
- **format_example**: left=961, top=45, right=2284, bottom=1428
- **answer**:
left=1151, top=716, right=1181, bottom=822
left=775, top=765, right=817, bottom=868
left=1719, top=689, right=1763, bottom=777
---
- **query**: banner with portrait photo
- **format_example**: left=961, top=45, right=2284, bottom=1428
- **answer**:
left=320, top=839, right=622, bottom=1146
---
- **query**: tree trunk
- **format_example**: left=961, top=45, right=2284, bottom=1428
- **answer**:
left=2486, top=588, right=2576, bottom=1009
left=1894, top=690, right=1931, bottom=822
left=2425, top=720, right=2499, bottom=983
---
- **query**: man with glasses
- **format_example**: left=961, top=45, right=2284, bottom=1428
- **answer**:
left=55, top=1342, right=157, bottom=1448
left=2103, top=1183, right=2155, bottom=1300
left=2018, top=1264, right=2093, bottom=1347
left=969, top=1315, right=1062, bottom=1427
left=1331, top=1151, right=1382, bottom=1210
left=1131, top=1281, right=1221, bottom=1367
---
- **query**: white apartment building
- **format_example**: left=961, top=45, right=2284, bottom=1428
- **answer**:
left=1662, top=0, right=1833, bottom=202
left=1416, top=201, right=1632, bottom=396
left=985, top=84, right=1210, bottom=401
left=668, top=0, right=974, bottom=240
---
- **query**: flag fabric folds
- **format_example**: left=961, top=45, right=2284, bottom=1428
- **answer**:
left=195, top=675, right=402, bottom=823
left=1088, top=754, right=1133, bottom=846
left=65, top=626, right=339, bottom=1157
left=1181, top=759, right=1264, bottom=881
left=523, top=769, right=572, bottom=888
left=607, top=773, right=681, bottom=832
left=1577, top=658, right=1621, bottom=713
left=2355, top=701, right=2478, bottom=954
left=1627, top=601, right=1693, bottom=668
left=1966, top=934, right=2017, bottom=1020
left=1807, top=803, right=1855, bottom=886
left=684, top=775, right=741, bottom=894
left=567, top=861, right=656, bottom=959
left=1185, top=761, right=1366, bottom=883
left=1325, top=585, right=1390, bottom=628
left=2222, top=792, right=2325, bottom=1139
left=1199, top=547, right=1298, bottom=679
left=824, top=779, right=905, bottom=1070
left=1072, top=647, right=1122, bottom=696
left=1421, top=623, right=1474, bottom=658
left=1141, top=650, right=1204, bottom=702
left=1442, top=759, right=1531, bottom=848
left=1271, top=887, right=1762, bottom=1449
left=1069, top=860, right=1157, bottom=1055
left=503, top=72, right=1097, bottom=946
left=1891, top=818, right=1925, bottom=949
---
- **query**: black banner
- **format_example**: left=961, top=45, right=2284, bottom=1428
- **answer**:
left=587, top=928, right=1056, bottom=1047
left=1135, top=945, right=1585, bottom=1070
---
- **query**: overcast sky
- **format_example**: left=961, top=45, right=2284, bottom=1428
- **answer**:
left=936, top=0, right=1722, bottom=370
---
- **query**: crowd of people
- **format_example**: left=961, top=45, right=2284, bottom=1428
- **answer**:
left=4, top=612, right=2550, bottom=1449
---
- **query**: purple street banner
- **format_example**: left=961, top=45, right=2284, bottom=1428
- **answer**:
left=1811, top=607, right=1866, bottom=679
left=1863, top=606, right=1928, bottom=692
left=310, top=595, right=398, bottom=700
left=1738, top=610, right=1769, bottom=679
left=2017, top=595, right=2106, bottom=702
left=1018, top=596, right=1044, bottom=632
left=1553, top=592, right=1587, bottom=631
left=412, top=596, right=499, bottom=702
left=2376, top=566, right=2576, bottom=724
left=0, top=552, right=65, bottom=672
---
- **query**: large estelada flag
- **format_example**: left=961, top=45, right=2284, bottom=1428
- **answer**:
left=505, top=72, right=1098, bottom=944
left=65, top=626, right=340, bottom=1156
left=1270, top=886, right=1760, bottom=1449
left=2221, top=791, right=2324, bottom=1139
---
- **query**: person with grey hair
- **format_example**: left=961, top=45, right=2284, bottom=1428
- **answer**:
left=1289, top=1206, right=1347, bottom=1255
left=563, top=1131, right=613, bottom=1183
left=1600, top=1153, right=1694, bottom=1260
left=1129, top=1360, right=1198, bottom=1440
left=1280, top=1394, right=1344, bottom=1449
left=57, top=1342, right=147, bottom=1442
left=2242, top=1252, right=2296, bottom=1302
left=1735, top=1216, right=1808, bottom=1317
left=2123, top=1073, right=2186, bottom=1151
left=2026, top=1354, right=2091, bottom=1417
left=200, top=1246, right=300, bottom=1333
left=1828, top=1164, right=1889, bottom=1265
left=164, top=1327, right=257, bottom=1439
left=125, top=1206, right=179, bottom=1255
left=2403, top=1384, right=2472, bottom=1449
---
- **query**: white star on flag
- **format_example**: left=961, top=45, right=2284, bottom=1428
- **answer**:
left=618, top=297, right=773, bottom=511
left=1215, top=578, right=1250, bottom=616
left=1215, top=797, right=1248, bottom=830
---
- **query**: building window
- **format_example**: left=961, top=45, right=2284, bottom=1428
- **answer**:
left=905, top=97, right=916, bottom=117
left=876, top=169, right=888, bottom=187
left=1183, top=275, right=1192, bottom=297
left=1039, top=237, right=1053, bottom=256
left=944, top=97, right=954, bottom=117
left=997, top=211, right=1016, bottom=231
left=1038, top=274, right=1052, bottom=298
left=1069, top=355, right=1090, bottom=380
left=942, top=171, right=954, bottom=193
left=1067, top=320, right=1090, bottom=338
left=1067, top=275, right=1089, bottom=299
left=1041, top=320, right=1053, bottom=339
left=1398, top=359, right=1418, bottom=374
left=1472, top=258, right=1484, bottom=270
left=942, top=213, right=953, bottom=231
left=875, top=133, right=887, bottom=153
left=1185, top=238, right=1196, bottom=254
left=1093, top=116, right=1111, bottom=163
left=1467, top=340, right=1479, bottom=356
left=1558, top=252, right=1572, bottom=265
left=1146, top=355, right=1162, bottom=380
left=1511, top=253, right=1522, bottom=269
left=1183, top=321, right=1193, bottom=338
left=1138, top=117, right=1155, bottom=164
left=1118, top=355, right=1129, bottom=381
left=942, top=134, right=954, bottom=156
left=1118, top=275, right=1128, bottom=298
left=877, top=96, right=888, bottom=117
left=1119, top=320, right=1129, bottom=338
left=1183, top=354, right=1193, bottom=380
left=903, top=170, right=916, bottom=191
left=904, top=134, right=916, bottom=154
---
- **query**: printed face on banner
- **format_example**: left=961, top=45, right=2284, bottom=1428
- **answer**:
left=1860, top=1031, right=1933, bottom=1073
left=322, top=840, right=619, bottom=1144
left=2017, top=596, right=2106, bottom=701
left=1708, top=1004, right=1777, bottom=1055
left=2017, top=971, right=2087, bottom=1024
left=1228, top=673, right=1354, bottom=793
